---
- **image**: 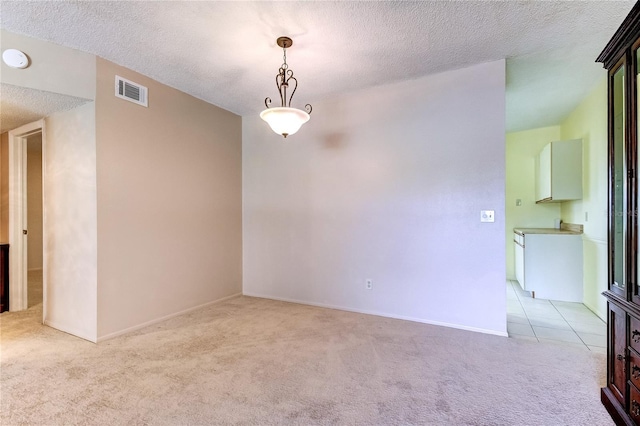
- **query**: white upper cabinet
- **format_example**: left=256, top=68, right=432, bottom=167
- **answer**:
left=535, top=139, right=582, bottom=203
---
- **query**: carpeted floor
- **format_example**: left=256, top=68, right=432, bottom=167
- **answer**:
left=1, top=292, right=613, bottom=425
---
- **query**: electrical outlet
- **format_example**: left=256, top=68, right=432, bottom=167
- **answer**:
left=480, top=210, right=495, bottom=223
left=366, top=279, right=372, bottom=290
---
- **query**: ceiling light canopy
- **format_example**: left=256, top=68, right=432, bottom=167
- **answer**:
left=260, top=37, right=312, bottom=138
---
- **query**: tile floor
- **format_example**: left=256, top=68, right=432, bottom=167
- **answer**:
left=507, top=280, right=606, bottom=353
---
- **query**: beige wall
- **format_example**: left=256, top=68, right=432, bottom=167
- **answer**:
left=44, top=102, right=98, bottom=341
left=0, top=29, right=95, bottom=100
left=243, top=60, right=507, bottom=335
left=1, top=36, right=242, bottom=341
left=27, top=133, right=43, bottom=270
left=1, top=132, right=8, bottom=242
left=505, top=126, right=563, bottom=279
left=95, top=58, right=242, bottom=339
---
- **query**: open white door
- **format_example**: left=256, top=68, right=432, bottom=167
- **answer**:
left=8, top=119, right=44, bottom=314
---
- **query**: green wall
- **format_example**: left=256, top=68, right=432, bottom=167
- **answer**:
left=506, top=78, right=607, bottom=320
left=505, top=126, right=562, bottom=280
left=560, top=78, right=608, bottom=319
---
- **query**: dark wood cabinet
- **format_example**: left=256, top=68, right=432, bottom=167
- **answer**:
left=0, top=244, right=8, bottom=313
left=599, top=3, right=640, bottom=425
left=610, top=302, right=627, bottom=406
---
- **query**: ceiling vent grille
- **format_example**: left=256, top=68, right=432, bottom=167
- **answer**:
left=115, top=75, right=148, bottom=107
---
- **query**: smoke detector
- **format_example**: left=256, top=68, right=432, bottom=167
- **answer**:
left=2, top=49, right=29, bottom=69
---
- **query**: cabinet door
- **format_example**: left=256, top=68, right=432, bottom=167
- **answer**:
left=536, top=144, right=552, bottom=202
left=550, top=140, right=583, bottom=200
left=609, top=303, right=627, bottom=405
left=0, top=246, right=6, bottom=313
left=610, top=60, right=628, bottom=298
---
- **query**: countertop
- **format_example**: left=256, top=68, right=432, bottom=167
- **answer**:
left=514, top=228, right=582, bottom=236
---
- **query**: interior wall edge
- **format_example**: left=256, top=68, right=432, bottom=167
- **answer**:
left=44, top=319, right=97, bottom=343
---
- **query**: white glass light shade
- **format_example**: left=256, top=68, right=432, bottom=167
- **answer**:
left=260, top=107, right=310, bottom=137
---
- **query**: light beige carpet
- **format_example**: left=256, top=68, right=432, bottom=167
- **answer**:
left=1, top=295, right=612, bottom=425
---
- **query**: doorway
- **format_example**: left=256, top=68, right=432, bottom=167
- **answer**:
left=8, top=119, right=46, bottom=319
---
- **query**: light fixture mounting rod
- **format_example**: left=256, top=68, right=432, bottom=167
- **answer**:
left=276, top=37, right=293, bottom=49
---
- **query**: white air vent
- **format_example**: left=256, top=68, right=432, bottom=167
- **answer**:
left=115, top=75, right=148, bottom=107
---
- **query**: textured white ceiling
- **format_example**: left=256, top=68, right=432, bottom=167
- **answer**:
left=0, top=84, right=89, bottom=133
left=0, top=1, right=635, bottom=132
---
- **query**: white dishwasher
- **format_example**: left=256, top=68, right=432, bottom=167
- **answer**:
left=513, top=228, right=583, bottom=303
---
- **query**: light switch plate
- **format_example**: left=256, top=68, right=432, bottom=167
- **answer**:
left=481, top=210, right=495, bottom=223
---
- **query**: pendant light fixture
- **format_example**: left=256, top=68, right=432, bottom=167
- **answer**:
left=260, top=36, right=312, bottom=138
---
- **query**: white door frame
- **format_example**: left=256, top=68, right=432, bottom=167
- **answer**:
left=8, top=119, right=45, bottom=316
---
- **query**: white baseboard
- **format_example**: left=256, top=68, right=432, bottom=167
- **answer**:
left=96, top=292, right=242, bottom=343
left=583, top=300, right=606, bottom=322
left=582, top=236, right=607, bottom=246
left=44, top=319, right=97, bottom=343
left=242, top=292, right=509, bottom=338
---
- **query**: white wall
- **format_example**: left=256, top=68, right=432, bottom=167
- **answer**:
left=243, top=60, right=507, bottom=335
left=44, top=103, right=98, bottom=342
